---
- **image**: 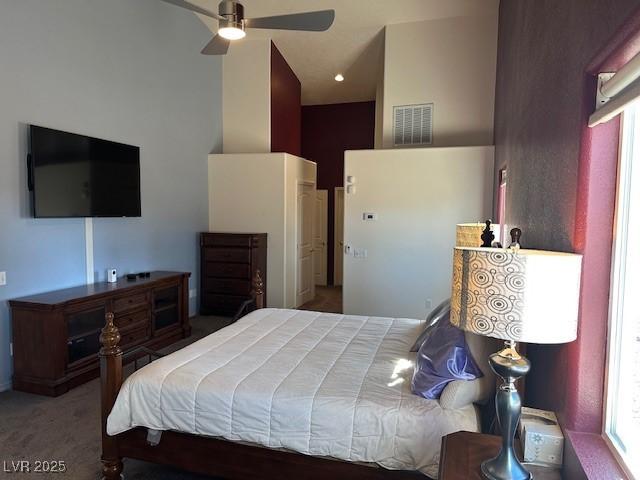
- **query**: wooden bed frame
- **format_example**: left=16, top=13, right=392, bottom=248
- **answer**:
left=99, top=271, right=426, bottom=480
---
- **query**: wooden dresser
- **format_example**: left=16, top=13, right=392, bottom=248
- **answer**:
left=9, top=271, right=190, bottom=396
left=200, top=233, right=267, bottom=316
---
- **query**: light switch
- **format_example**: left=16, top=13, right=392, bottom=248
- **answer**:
left=354, top=248, right=368, bottom=258
left=0, top=272, right=6, bottom=286
left=362, top=212, right=378, bottom=221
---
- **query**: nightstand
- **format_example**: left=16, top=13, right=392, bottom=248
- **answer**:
left=438, top=431, right=562, bottom=480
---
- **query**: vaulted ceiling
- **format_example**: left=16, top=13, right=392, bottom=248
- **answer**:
left=188, top=0, right=495, bottom=105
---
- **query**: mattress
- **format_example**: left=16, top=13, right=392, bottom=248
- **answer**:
left=107, top=308, right=480, bottom=477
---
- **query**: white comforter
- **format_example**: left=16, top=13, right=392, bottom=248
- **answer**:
left=107, top=308, right=479, bottom=477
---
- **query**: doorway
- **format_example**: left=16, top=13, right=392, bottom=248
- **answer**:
left=314, top=190, right=328, bottom=286
left=300, top=101, right=375, bottom=314
left=300, top=186, right=343, bottom=314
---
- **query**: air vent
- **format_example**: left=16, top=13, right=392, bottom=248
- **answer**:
left=393, top=103, right=433, bottom=146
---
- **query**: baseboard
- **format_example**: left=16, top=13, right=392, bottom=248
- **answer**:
left=0, top=379, right=12, bottom=392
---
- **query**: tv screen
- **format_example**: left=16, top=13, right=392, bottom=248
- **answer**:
left=28, top=125, right=141, bottom=218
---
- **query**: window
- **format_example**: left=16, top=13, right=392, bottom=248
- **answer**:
left=605, top=103, right=640, bottom=479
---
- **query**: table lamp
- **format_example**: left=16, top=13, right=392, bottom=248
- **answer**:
left=457, top=220, right=502, bottom=248
left=450, top=244, right=582, bottom=480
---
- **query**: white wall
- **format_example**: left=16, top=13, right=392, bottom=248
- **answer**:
left=209, top=153, right=285, bottom=306
left=208, top=153, right=316, bottom=308
left=343, top=146, right=494, bottom=319
left=222, top=39, right=271, bottom=153
left=0, top=0, right=222, bottom=391
left=381, top=11, right=499, bottom=149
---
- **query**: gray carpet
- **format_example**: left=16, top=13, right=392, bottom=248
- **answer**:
left=0, top=316, right=232, bottom=480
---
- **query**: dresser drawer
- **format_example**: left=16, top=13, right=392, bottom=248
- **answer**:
left=204, top=262, right=251, bottom=279
left=201, top=235, right=256, bottom=248
left=119, top=325, right=149, bottom=348
left=200, top=233, right=266, bottom=318
left=113, top=292, right=149, bottom=314
left=204, top=278, right=252, bottom=296
left=202, top=294, right=247, bottom=315
left=204, top=248, right=251, bottom=264
left=114, top=309, right=149, bottom=332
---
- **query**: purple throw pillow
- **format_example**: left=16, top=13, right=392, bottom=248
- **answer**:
left=410, top=298, right=451, bottom=352
left=411, top=313, right=483, bottom=400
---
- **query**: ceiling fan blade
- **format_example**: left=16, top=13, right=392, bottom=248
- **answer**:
left=160, top=0, right=225, bottom=21
left=245, top=10, right=335, bottom=32
left=201, top=35, right=230, bottom=55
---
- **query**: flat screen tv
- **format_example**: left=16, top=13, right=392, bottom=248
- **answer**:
left=28, top=125, right=141, bottom=218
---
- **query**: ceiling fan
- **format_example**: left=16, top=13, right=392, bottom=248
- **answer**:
left=160, top=0, right=335, bottom=55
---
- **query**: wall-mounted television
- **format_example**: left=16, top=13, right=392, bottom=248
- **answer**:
left=28, top=125, right=141, bottom=218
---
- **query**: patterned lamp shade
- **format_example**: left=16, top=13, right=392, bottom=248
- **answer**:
left=456, top=223, right=502, bottom=247
left=450, top=247, right=583, bottom=344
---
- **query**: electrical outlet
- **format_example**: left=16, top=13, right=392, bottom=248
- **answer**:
left=189, top=289, right=197, bottom=299
left=0, top=271, right=6, bottom=286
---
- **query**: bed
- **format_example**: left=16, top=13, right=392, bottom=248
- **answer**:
left=99, top=273, right=489, bottom=480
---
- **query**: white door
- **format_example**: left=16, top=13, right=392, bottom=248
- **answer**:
left=334, top=187, right=345, bottom=286
left=296, top=183, right=315, bottom=307
left=314, top=190, right=328, bottom=286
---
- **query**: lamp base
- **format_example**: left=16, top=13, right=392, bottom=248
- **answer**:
left=481, top=452, right=531, bottom=480
left=481, top=342, right=532, bottom=480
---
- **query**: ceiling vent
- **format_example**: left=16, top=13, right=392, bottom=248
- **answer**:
left=393, top=103, right=433, bottom=146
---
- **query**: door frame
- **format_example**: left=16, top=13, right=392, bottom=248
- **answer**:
left=333, top=187, right=345, bottom=287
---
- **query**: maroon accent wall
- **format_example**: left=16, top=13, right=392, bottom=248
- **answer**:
left=496, top=0, right=638, bottom=420
left=271, top=42, right=301, bottom=156
left=495, top=1, right=640, bottom=477
left=301, top=102, right=376, bottom=284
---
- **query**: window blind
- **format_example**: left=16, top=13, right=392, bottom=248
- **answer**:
left=589, top=50, right=640, bottom=127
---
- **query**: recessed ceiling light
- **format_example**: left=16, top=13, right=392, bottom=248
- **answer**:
left=335, top=74, right=344, bottom=82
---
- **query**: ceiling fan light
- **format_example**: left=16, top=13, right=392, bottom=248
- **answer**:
left=335, top=74, right=344, bottom=82
left=218, top=26, right=246, bottom=40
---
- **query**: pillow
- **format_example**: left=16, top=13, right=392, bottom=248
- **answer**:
left=439, top=332, right=500, bottom=410
left=411, top=313, right=482, bottom=400
left=410, top=298, right=451, bottom=352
